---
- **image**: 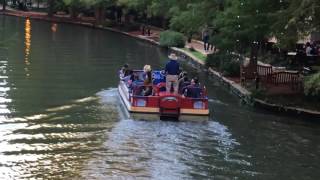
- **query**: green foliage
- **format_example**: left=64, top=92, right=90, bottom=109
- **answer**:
left=159, top=30, right=185, bottom=48
left=213, top=0, right=282, bottom=52
left=117, top=23, right=140, bottom=31
left=103, top=20, right=117, bottom=27
left=304, top=73, right=320, bottom=99
left=170, top=10, right=202, bottom=36
left=220, top=58, right=241, bottom=77
left=258, top=52, right=287, bottom=66
left=206, top=51, right=241, bottom=77
left=272, top=0, right=320, bottom=48
left=46, top=0, right=320, bottom=55
left=62, top=0, right=115, bottom=9
left=169, top=1, right=218, bottom=36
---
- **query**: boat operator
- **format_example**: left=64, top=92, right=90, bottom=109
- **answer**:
left=165, top=53, right=180, bottom=94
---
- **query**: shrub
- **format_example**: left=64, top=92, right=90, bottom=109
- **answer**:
left=206, top=51, right=241, bottom=77
left=259, top=52, right=287, bottom=66
left=121, top=23, right=140, bottom=32
left=221, top=59, right=240, bottom=77
left=250, top=88, right=267, bottom=99
left=304, top=72, right=320, bottom=99
left=103, top=20, right=116, bottom=27
left=206, top=52, right=225, bottom=68
left=159, top=30, right=185, bottom=48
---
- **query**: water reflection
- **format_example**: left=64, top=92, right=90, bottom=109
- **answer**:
left=24, top=18, right=31, bottom=76
left=51, top=23, right=57, bottom=42
left=51, top=23, right=57, bottom=33
left=0, top=48, right=11, bottom=116
left=0, top=94, right=112, bottom=179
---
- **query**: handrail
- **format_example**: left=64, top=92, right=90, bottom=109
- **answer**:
left=271, top=71, right=300, bottom=85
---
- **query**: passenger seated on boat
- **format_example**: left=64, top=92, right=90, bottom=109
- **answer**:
left=142, top=71, right=153, bottom=96
left=178, top=72, right=190, bottom=93
left=183, top=77, right=202, bottom=98
left=141, top=64, right=152, bottom=80
left=179, top=77, right=191, bottom=94
left=178, top=71, right=187, bottom=80
left=122, top=70, right=133, bottom=83
left=129, top=73, right=144, bottom=91
left=119, top=64, right=129, bottom=79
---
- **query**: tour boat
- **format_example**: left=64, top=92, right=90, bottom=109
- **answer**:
left=118, top=70, right=209, bottom=121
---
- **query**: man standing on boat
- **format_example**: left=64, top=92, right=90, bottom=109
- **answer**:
left=165, top=53, right=180, bottom=94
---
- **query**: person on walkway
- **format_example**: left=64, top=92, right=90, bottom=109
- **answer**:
left=202, top=26, right=210, bottom=51
left=208, top=28, right=215, bottom=52
left=306, top=42, right=313, bottom=56
left=141, top=24, right=146, bottom=35
left=147, top=25, right=151, bottom=36
left=165, top=53, right=180, bottom=94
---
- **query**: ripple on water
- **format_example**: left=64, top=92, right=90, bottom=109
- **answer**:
left=81, top=118, right=257, bottom=179
left=0, top=90, right=120, bottom=179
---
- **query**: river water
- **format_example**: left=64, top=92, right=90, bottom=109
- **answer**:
left=0, top=15, right=319, bottom=180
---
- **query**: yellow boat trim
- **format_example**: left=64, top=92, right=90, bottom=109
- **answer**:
left=180, top=109, right=209, bottom=115
left=130, top=106, right=159, bottom=113
left=119, top=81, right=209, bottom=116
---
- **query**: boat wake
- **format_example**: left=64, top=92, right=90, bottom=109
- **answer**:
left=96, top=88, right=130, bottom=120
left=96, top=88, right=119, bottom=105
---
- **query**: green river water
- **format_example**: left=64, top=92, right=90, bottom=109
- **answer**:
left=0, top=15, right=319, bottom=180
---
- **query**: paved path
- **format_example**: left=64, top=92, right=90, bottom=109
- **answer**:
left=126, top=29, right=214, bottom=57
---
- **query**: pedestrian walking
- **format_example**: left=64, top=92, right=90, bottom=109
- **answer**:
left=202, top=26, right=210, bottom=51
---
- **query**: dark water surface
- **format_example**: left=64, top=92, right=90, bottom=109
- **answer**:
left=0, top=15, right=319, bottom=180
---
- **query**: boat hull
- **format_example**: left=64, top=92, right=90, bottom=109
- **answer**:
left=118, top=81, right=209, bottom=121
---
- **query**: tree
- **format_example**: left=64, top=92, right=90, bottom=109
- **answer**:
left=2, top=0, right=6, bottom=11
left=93, top=0, right=116, bottom=24
left=169, top=1, right=220, bottom=40
left=213, top=0, right=283, bottom=52
left=47, top=0, right=55, bottom=16
left=272, top=0, right=320, bottom=48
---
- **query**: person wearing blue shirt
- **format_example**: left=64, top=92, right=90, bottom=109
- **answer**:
left=165, top=53, right=180, bottom=94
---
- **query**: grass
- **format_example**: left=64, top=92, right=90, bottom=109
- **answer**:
left=182, top=48, right=207, bottom=62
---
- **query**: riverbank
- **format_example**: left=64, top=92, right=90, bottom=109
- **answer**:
left=1, top=9, right=319, bottom=119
